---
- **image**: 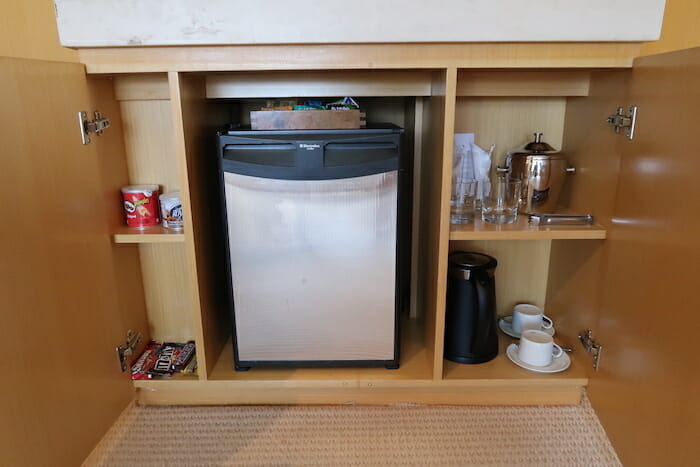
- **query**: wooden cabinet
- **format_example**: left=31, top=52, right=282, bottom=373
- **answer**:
left=3, top=43, right=700, bottom=466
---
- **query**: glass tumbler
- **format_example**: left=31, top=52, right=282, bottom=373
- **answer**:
left=450, top=180, right=478, bottom=224
left=482, top=176, right=521, bottom=224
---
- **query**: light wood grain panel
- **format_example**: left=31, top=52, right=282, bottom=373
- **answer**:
left=545, top=70, right=629, bottom=352
left=113, top=225, right=185, bottom=243
left=449, top=240, right=551, bottom=319
left=116, top=81, right=193, bottom=344
left=119, top=99, right=180, bottom=193
left=114, top=74, right=170, bottom=101
left=206, top=71, right=432, bottom=98
left=453, top=96, right=567, bottom=170
left=138, top=244, right=194, bottom=342
left=86, top=75, right=150, bottom=364
left=450, top=216, right=606, bottom=240
left=417, top=69, right=458, bottom=380
left=78, top=43, right=641, bottom=74
left=641, top=0, right=700, bottom=55
left=443, top=333, right=588, bottom=384
left=457, top=71, right=590, bottom=97
left=170, top=72, right=232, bottom=379
left=586, top=48, right=700, bottom=467
left=0, top=57, right=131, bottom=467
left=0, top=0, right=77, bottom=62
left=135, top=383, right=582, bottom=406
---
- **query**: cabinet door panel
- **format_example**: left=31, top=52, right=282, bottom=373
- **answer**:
left=587, top=48, right=700, bottom=466
left=0, top=58, right=135, bottom=467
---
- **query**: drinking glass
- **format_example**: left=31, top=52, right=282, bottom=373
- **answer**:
left=482, top=176, right=521, bottom=224
left=450, top=180, right=478, bottom=224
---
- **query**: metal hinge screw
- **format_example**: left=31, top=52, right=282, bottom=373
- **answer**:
left=578, top=329, right=603, bottom=371
left=606, top=106, right=638, bottom=140
left=78, top=110, right=111, bottom=145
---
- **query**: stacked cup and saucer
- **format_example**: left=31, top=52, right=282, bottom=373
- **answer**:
left=500, top=304, right=570, bottom=373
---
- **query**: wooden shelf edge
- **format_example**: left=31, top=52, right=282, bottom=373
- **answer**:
left=449, top=219, right=607, bottom=241
left=132, top=379, right=584, bottom=405
left=112, top=226, right=185, bottom=244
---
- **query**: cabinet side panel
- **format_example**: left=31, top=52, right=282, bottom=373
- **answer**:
left=170, top=73, right=231, bottom=377
left=546, top=71, right=629, bottom=351
left=87, top=76, right=151, bottom=353
left=418, top=70, right=457, bottom=379
left=587, top=48, right=700, bottom=466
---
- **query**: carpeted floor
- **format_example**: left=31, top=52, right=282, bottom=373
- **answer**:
left=83, top=391, right=620, bottom=466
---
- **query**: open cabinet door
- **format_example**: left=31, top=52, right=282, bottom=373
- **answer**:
left=0, top=58, right=143, bottom=467
left=584, top=48, right=700, bottom=465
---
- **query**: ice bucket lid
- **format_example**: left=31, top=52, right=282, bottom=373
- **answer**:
left=509, top=132, right=560, bottom=157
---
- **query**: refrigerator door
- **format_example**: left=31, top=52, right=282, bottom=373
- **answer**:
left=225, top=171, right=397, bottom=362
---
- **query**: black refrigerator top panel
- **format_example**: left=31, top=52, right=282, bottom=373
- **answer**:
left=217, top=125, right=404, bottom=180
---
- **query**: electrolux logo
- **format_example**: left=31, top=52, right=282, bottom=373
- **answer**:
left=299, top=143, right=321, bottom=150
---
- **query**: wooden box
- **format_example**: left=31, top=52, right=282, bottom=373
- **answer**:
left=250, top=109, right=366, bottom=130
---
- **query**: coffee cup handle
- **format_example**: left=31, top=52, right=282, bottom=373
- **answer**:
left=552, top=344, right=563, bottom=359
left=542, top=315, right=554, bottom=330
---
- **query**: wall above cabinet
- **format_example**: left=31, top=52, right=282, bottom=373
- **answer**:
left=54, top=0, right=665, bottom=47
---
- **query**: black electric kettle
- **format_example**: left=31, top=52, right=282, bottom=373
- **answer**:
left=444, top=251, right=498, bottom=364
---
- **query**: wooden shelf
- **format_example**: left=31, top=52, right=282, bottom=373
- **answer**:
left=112, top=225, right=185, bottom=244
left=208, top=318, right=433, bottom=382
left=450, top=216, right=606, bottom=241
left=443, top=333, right=588, bottom=386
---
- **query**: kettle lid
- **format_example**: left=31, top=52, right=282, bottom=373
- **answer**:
left=511, top=132, right=558, bottom=155
left=448, top=251, right=497, bottom=271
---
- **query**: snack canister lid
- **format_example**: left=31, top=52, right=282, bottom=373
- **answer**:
left=121, top=184, right=159, bottom=193
left=159, top=190, right=181, bottom=200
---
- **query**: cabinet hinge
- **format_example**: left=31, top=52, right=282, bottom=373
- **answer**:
left=78, top=110, right=111, bottom=145
left=606, top=106, right=638, bottom=140
left=116, top=330, right=142, bottom=372
left=578, top=329, right=603, bottom=371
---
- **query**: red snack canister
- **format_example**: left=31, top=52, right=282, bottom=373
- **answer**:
left=121, top=185, right=160, bottom=228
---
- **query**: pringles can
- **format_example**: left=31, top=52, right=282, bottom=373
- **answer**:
left=121, top=185, right=160, bottom=228
left=159, top=191, right=184, bottom=230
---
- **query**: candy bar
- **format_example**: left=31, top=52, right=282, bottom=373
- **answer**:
left=149, top=343, right=181, bottom=376
left=131, top=341, right=160, bottom=380
left=171, top=341, right=195, bottom=372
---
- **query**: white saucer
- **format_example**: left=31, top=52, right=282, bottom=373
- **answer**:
left=498, top=315, right=555, bottom=339
left=506, top=343, right=571, bottom=374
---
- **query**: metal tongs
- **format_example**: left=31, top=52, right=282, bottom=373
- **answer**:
left=528, top=214, right=594, bottom=226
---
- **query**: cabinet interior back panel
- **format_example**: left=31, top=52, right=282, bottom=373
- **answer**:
left=117, top=81, right=194, bottom=341
left=449, top=240, right=551, bottom=319
left=138, top=244, right=194, bottom=342
left=119, top=100, right=180, bottom=192
left=454, top=97, right=566, bottom=169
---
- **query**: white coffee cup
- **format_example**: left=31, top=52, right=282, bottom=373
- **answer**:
left=518, top=329, right=563, bottom=367
left=511, top=304, right=553, bottom=334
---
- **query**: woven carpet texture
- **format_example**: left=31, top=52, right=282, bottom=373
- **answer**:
left=84, top=392, right=620, bottom=466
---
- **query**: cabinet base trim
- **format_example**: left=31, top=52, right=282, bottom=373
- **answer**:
left=134, top=381, right=584, bottom=406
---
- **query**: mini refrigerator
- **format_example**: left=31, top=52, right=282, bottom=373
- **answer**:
left=217, top=126, right=408, bottom=370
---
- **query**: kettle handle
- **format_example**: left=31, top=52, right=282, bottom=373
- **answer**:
left=472, top=273, right=496, bottom=351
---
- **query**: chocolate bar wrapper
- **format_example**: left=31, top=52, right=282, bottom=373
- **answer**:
left=181, top=357, right=198, bottom=375
left=131, top=341, right=160, bottom=380
left=171, top=341, right=196, bottom=372
left=149, top=343, right=183, bottom=377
